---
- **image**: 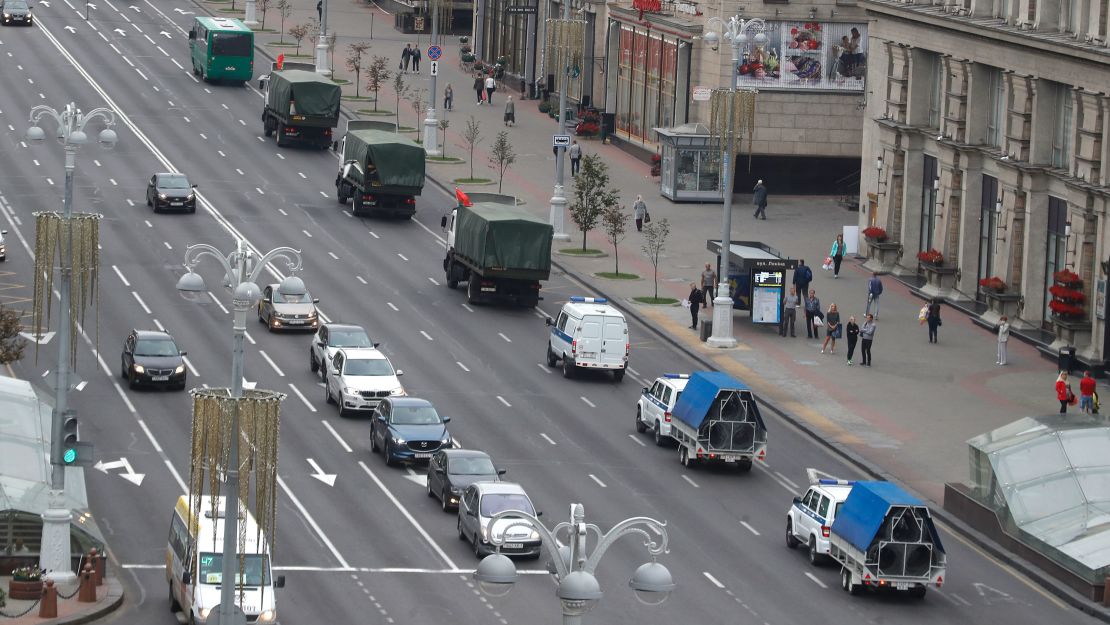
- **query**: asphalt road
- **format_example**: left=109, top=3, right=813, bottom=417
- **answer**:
left=0, top=2, right=1097, bottom=624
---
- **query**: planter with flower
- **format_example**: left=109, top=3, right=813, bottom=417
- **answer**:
left=862, top=226, right=888, bottom=242
left=861, top=227, right=900, bottom=273
left=1048, top=269, right=1091, bottom=346
left=978, top=276, right=1021, bottom=323
left=575, top=109, right=601, bottom=137
left=917, top=249, right=944, bottom=266
left=650, top=153, right=661, bottom=178
left=915, top=249, right=958, bottom=298
left=8, top=565, right=45, bottom=600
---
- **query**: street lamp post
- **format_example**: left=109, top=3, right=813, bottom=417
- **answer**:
left=25, top=103, right=118, bottom=584
left=176, top=240, right=305, bottom=625
left=702, top=17, right=765, bottom=349
left=422, top=0, right=442, bottom=156
left=314, top=0, right=331, bottom=77
left=545, top=4, right=584, bottom=241
left=475, top=503, right=675, bottom=624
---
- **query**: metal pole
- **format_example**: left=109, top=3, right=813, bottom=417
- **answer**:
left=244, top=0, right=259, bottom=28
left=548, top=0, right=573, bottom=241
left=315, top=0, right=331, bottom=76
left=707, top=93, right=738, bottom=348
left=422, top=0, right=441, bottom=156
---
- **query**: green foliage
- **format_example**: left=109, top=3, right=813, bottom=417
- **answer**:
left=439, top=118, right=450, bottom=158
left=490, top=131, right=516, bottom=193
left=0, top=305, right=26, bottom=365
left=569, top=154, right=619, bottom=250
left=600, top=204, right=629, bottom=275
left=641, top=218, right=670, bottom=300
left=393, top=73, right=409, bottom=129
left=275, top=0, right=292, bottom=43
left=538, top=100, right=552, bottom=114
left=364, top=55, right=390, bottom=108
left=463, top=116, right=482, bottom=180
left=288, top=23, right=309, bottom=55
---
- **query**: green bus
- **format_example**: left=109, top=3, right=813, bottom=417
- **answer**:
left=188, top=17, right=254, bottom=84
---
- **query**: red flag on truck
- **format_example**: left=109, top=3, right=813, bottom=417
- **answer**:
left=276, top=54, right=285, bottom=70
left=455, top=187, right=472, bottom=207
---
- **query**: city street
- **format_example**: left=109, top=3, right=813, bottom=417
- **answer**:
left=0, top=1, right=1098, bottom=624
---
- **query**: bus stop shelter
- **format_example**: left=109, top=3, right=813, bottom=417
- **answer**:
left=707, top=240, right=797, bottom=326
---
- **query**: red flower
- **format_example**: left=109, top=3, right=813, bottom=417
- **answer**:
left=1049, top=285, right=1086, bottom=302
left=1050, top=300, right=1086, bottom=317
left=1053, top=269, right=1081, bottom=283
left=790, top=27, right=798, bottom=35
left=916, top=249, right=944, bottom=264
left=978, top=276, right=1006, bottom=291
left=862, top=226, right=888, bottom=241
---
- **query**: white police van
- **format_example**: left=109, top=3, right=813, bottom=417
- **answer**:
left=545, top=297, right=628, bottom=381
left=636, top=373, right=689, bottom=446
left=786, top=469, right=855, bottom=566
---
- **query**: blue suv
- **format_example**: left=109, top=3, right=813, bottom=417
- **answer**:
left=370, top=397, right=452, bottom=465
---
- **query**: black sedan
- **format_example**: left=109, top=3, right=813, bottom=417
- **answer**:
left=1, top=0, right=32, bottom=26
left=146, top=172, right=197, bottom=213
left=427, top=449, right=505, bottom=511
left=120, top=329, right=187, bottom=390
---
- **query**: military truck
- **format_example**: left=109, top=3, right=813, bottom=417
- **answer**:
left=261, top=62, right=341, bottom=149
left=335, top=120, right=426, bottom=218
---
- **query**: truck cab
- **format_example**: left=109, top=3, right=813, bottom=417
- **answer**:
left=786, top=469, right=854, bottom=566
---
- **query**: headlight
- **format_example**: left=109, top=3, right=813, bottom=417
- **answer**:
left=392, top=436, right=406, bottom=444
left=158, top=193, right=167, bottom=200
left=174, top=365, right=185, bottom=374
left=258, top=609, right=276, bottom=622
left=343, top=387, right=360, bottom=395
left=3, top=13, right=10, bottom=18
left=441, top=435, right=452, bottom=444
left=186, top=192, right=195, bottom=200
left=132, top=364, right=145, bottom=374
left=390, top=387, right=405, bottom=396
left=530, top=529, right=541, bottom=540
left=199, top=607, right=211, bottom=619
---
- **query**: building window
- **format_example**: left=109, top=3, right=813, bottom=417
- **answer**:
left=1049, top=82, right=1072, bottom=170
left=928, top=54, right=944, bottom=129
left=977, top=175, right=999, bottom=303
left=985, top=67, right=1005, bottom=148
left=1063, top=0, right=1083, bottom=34
left=613, top=24, right=678, bottom=142
left=1044, top=196, right=1068, bottom=326
left=919, top=154, right=938, bottom=253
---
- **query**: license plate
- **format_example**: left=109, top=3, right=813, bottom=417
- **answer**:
left=152, top=375, right=169, bottom=381
left=170, top=202, right=183, bottom=206
left=503, top=543, right=523, bottom=549
left=414, top=452, right=432, bottom=458
left=895, top=582, right=910, bottom=590
left=286, top=319, right=305, bottom=325
left=721, top=455, right=742, bottom=462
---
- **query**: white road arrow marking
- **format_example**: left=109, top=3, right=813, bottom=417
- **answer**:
left=86, top=2, right=96, bottom=8
left=64, top=25, right=76, bottom=33
left=114, top=28, right=127, bottom=37
left=306, top=458, right=336, bottom=486
left=403, top=467, right=427, bottom=487
left=94, top=458, right=145, bottom=486
left=19, top=331, right=55, bottom=344
left=242, top=378, right=257, bottom=390
left=160, top=31, right=172, bottom=39
left=173, top=7, right=193, bottom=14
left=39, top=0, right=49, bottom=5
left=129, top=4, right=141, bottom=11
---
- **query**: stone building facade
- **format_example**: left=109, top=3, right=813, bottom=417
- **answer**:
left=857, top=0, right=1110, bottom=364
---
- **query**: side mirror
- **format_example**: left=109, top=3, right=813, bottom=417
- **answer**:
left=192, top=184, right=198, bottom=189
left=435, top=467, right=445, bottom=474
left=1, top=230, right=7, bottom=235
left=496, top=469, right=507, bottom=476
left=180, top=350, right=188, bottom=356
left=188, top=30, right=196, bottom=40
left=641, top=387, right=648, bottom=394
left=373, top=342, right=381, bottom=348
left=441, top=416, right=451, bottom=423
left=182, top=571, right=192, bottom=585
left=376, top=415, right=386, bottom=422
left=536, top=511, right=544, bottom=517
left=545, top=318, right=553, bottom=326
left=312, top=298, right=320, bottom=304
left=793, top=496, right=801, bottom=504
left=259, top=77, right=267, bottom=90
left=275, top=575, right=286, bottom=588
left=440, top=215, right=447, bottom=228
left=316, top=341, right=325, bottom=348
left=396, top=370, right=404, bottom=376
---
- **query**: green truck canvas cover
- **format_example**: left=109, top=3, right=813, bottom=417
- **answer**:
left=456, top=203, right=553, bottom=280
left=267, top=70, right=341, bottom=122
left=343, top=129, right=426, bottom=194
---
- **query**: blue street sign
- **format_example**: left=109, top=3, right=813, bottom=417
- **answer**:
left=427, top=45, right=443, bottom=61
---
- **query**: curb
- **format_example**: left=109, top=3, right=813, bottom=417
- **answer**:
left=52, top=578, right=124, bottom=625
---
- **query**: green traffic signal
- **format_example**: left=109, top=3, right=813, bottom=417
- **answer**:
left=63, top=448, right=77, bottom=464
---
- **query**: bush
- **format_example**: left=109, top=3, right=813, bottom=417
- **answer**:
left=538, top=100, right=552, bottom=114
left=575, top=121, right=600, bottom=136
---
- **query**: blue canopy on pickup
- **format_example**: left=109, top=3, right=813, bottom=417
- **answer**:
left=830, top=481, right=946, bottom=554
left=670, top=371, right=764, bottom=430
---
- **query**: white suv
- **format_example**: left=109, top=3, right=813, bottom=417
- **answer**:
left=636, top=373, right=689, bottom=446
left=785, top=469, right=854, bottom=566
left=310, top=323, right=378, bottom=379
left=323, top=348, right=404, bottom=417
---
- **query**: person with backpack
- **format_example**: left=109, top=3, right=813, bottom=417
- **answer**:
left=865, top=272, right=883, bottom=317
left=793, top=260, right=813, bottom=306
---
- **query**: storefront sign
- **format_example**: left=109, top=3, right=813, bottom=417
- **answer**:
left=733, top=21, right=867, bottom=92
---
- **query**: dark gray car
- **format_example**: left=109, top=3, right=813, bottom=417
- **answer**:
left=146, top=172, right=197, bottom=213
left=120, top=329, right=187, bottom=390
left=427, top=449, right=505, bottom=511
left=1, top=0, right=33, bottom=26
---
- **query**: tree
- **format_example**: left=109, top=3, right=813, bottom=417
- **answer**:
left=641, top=218, right=671, bottom=299
left=346, top=43, right=372, bottom=98
left=393, top=73, right=409, bottom=129
left=288, top=23, right=309, bottom=56
left=0, top=306, right=26, bottom=364
left=409, top=89, right=426, bottom=130
left=490, top=131, right=516, bottom=193
left=276, top=0, right=293, bottom=44
left=569, top=154, right=619, bottom=250
left=364, top=55, right=390, bottom=108
left=257, top=0, right=270, bottom=29
left=463, top=116, right=482, bottom=179
left=326, top=32, right=338, bottom=74
left=600, top=204, right=629, bottom=275
left=439, top=118, right=450, bottom=158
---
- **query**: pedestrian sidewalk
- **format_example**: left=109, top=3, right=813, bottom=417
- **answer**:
left=243, top=0, right=1069, bottom=505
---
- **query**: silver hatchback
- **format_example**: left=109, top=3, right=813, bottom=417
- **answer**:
left=457, top=482, right=541, bottom=559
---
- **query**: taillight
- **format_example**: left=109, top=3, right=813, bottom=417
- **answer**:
left=663, top=412, right=671, bottom=423
left=362, top=194, right=374, bottom=200
left=935, top=575, right=943, bottom=587
left=571, top=339, right=577, bottom=355
left=821, top=526, right=830, bottom=538
left=325, top=128, right=332, bottom=136
left=404, top=197, right=416, bottom=205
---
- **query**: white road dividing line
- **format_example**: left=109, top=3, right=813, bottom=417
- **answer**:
left=276, top=476, right=350, bottom=569
left=358, top=461, right=457, bottom=570
left=152, top=318, right=166, bottom=331
left=387, top=302, right=399, bottom=311
left=239, top=119, right=246, bottom=125
left=236, top=168, right=244, bottom=175
left=496, top=395, right=511, bottom=407
left=580, top=396, right=596, bottom=408
left=278, top=208, right=287, bottom=216
left=157, top=46, right=168, bottom=57
left=319, top=191, right=327, bottom=198
left=122, top=56, right=135, bottom=67
left=298, top=172, right=307, bottom=179
left=627, top=434, right=646, bottom=447
left=356, top=276, right=367, bottom=284
left=112, top=265, right=130, bottom=286
left=181, top=355, right=199, bottom=377
left=288, top=383, right=316, bottom=412
left=109, top=178, right=117, bottom=186
left=755, top=464, right=798, bottom=495
left=171, top=58, right=183, bottom=69
left=427, top=277, right=439, bottom=285
left=163, top=241, right=172, bottom=250
left=143, top=34, right=155, bottom=44
left=627, top=367, right=640, bottom=376
left=588, top=474, right=607, bottom=488
left=419, top=330, right=434, bottom=341
left=539, top=433, right=557, bottom=445
left=804, top=572, right=828, bottom=589
left=259, top=350, right=285, bottom=376
left=775, top=471, right=799, bottom=490
left=256, top=187, right=264, bottom=195
left=368, top=231, right=379, bottom=239
left=131, top=291, right=152, bottom=314
left=395, top=253, right=409, bottom=261
left=46, top=178, right=54, bottom=185
left=497, top=332, right=511, bottom=343
left=277, top=153, right=285, bottom=160
left=208, top=292, right=229, bottom=314
left=328, top=252, right=339, bottom=260
left=456, top=362, right=470, bottom=372
left=461, top=303, right=474, bottom=313
left=183, top=116, right=190, bottom=123
left=703, top=571, right=725, bottom=588
left=681, top=475, right=699, bottom=488
left=536, top=363, right=551, bottom=373
left=144, top=219, right=152, bottom=228
left=244, top=331, right=256, bottom=346
left=302, top=230, right=313, bottom=237
left=218, top=150, right=226, bottom=157
left=321, top=419, right=353, bottom=452
left=98, top=31, right=108, bottom=42
left=740, top=521, right=761, bottom=536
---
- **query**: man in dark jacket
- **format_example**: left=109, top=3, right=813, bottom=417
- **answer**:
left=401, top=44, right=412, bottom=73
left=866, top=272, right=884, bottom=317
left=688, top=283, right=704, bottom=330
left=793, top=260, right=813, bottom=306
left=752, top=180, right=769, bottom=219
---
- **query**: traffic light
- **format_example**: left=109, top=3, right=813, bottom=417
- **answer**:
left=52, top=409, right=94, bottom=467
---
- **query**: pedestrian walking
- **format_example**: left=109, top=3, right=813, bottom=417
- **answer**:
left=829, top=234, right=846, bottom=278
left=687, top=282, right=704, bottom=330
left=1081, top=371, right=1097, bottom=414
left=443, top=84, right=454, bottom=110
left=805, top=289, right=822, bottom=339
left=793, top=260, right=813, bottom=306
left=752, top=179, right=768, bottom=219
left=821, top=303, right=841, bottom=353
left=781, top=287, right=799, bottom=337
left=503, top=96, right=516, bottom=126
left=860, top=314, right=876, bottom=366
left=845, top=316, right=859, bottom=364
left=1056, top=371, right=1075, bottom=413
left=401, top=43, right=412, bottom=73
left=700, top=263, right=717, bottom=304
left=996, top=315, right=1010, bottom=365
left=412, top=45, right=422, bottom=72
left=569, top=140, right=582, bottom=175
left=485, top=74, right=496, bottom=105
left=474, top=74, right=485, bottom=105
left=865, top=272, right=883, bottom=317
left=633, top=195, right=648, bottom=231
left=926, top=298, right=942, bottom=343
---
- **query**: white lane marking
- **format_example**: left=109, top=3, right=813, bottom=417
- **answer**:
left=539, top=433, right=557, bottom=445
left=276, top=153, right=285, bottom=160
left=456, top=362, right=469, bottom=372
left=949, top=593, right=972, bottom=606
left=588, top=474, right=607, bottom=488
left=98, top=31, right=109, bottom=42
left=427, top=277, right=439, bottom=285
left=321, top=419, right=353, bottom=452
left=740, top=521, right=760, bottom=536
left=302, top=229, right=312, bottom=237
left=755, top=463, right=797, bottom=495
left=387, top=302, right=398, bottom=311
left=319, top=191, right=327, bottom=197
left=221, top=103, right=229, bottom=110
left=143, top=34, right=154, bottom=44
left=358, top=461, right=458, bottom=569
left=419, top=331, right=433, bottom=341
left=236, top=168, right=244, bottom=175
left=298, top=172, right=307, bottom=179
left=461, top=303, right=474, bottom=313
left=163, top=241, right=172, bottom=250
left=628, top=434, right=646, bottom=447
left=256, top=187, right=264, bottom=195
left=397, top=253, right=409, bottom=261
left=244, top=331, right=256, bottom=346
left=356, top=276, right=367, bottom=284
left=498, top=332, right=511, bottom=343
left=368, top=231, right=379, bottom=239
left=112, top=265, right=130, bottom=286
left=288, top=383, right=315, bottom=412
left=681, top=475, right=700, bottom=488
left=328, top=252, right=339, bottom=260
left=804, top=572, right=828, bottom=589
left=536, top=363, right=552, bottom=373
left=181, top=355, right=199, bottom=377
left=157, top=45, right=168, bottom=57
left=208, top=291, right=229, bottom=314
left=182, top=115, right=189, bottom=122
left=580, top=396, right=596, bottom=408
left=628, top=367, right=640, bottom=375
left=109, top=43, right=121, bottom=55
left=144, top=220, right=152, bottom=228
left=496, top=395, right=510, bottom=407
left=238, top=119, right=246, bottom=126
left=131, top=291, right=152, bottom=314
left=774, top=471, right=800, bottom=490
left=278, top=208, right=288, bottom=216
left=703, top=572, right=725, bottom=588
left=46, top=178, right=54, bottom=185
left=171, top=58, right=183, bottom=69
left=276, top=476, right=350, bottom=569
left=218, top=150, right=226, bottom=157
left=152, top=318, right=165, bottom=331
left=259, top=350, right=285, bottom=376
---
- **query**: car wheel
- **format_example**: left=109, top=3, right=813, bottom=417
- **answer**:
left=654, top=422, right=665, bottom=446
left=909, top=585, right=927, bottom=599
left=679, top=445, right=690, bottom=467
left=546, top=345, right=558, bottom=367
left=370, top=428, right=380, bottom=453
left=562, top=357, right=575, bottom=379
left=324, top=379, right=335, bottom=405
left=146, top=193, right=152, bottom=207
left=458, top=517, right=467, bottom=541
left=168, top=580, right=180, bottom=612
left=473, top=534, right=483, bottom=558
left=808, top=537, right=822, bottom=566
left=383, top=442, right=397, bottom=466
left=441, top=489, right=451, bottom=512
left=785, top=519, right=800, bottom=549
left=635, top=408, right=647, bottom=433
left=840, top=567, right=850, bottom=592
left=121, top=359, right=128, bottom=380
left=128, top=370, right=139, bottom=390
left=738, top=458, right=754, bottom=472
left=613, top=369, right=625, bottom=382
left=309, top=349, right=318, bottom=373
left=258, top=308, right=266, bottom=324
left=845, top=568, right=861, bottom=595
left=447, top=278, right=458, bottom=289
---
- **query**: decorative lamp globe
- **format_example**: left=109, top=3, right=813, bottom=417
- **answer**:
left=557, top=571, right=602, bottom=616
left=629, top=561, right=675, bottom=606
left=474, top=553, right=517, bottom=598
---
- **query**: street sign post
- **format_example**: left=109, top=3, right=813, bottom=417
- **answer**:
left=506, top=5, right=537, bottom=13
left=553, top=134, right=571, bottom=147
left=429, top=61, right=439, bottom=76
left=427, top=45, right=443, bottom=61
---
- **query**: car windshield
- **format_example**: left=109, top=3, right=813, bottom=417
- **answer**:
left=390, top=406, right=441, bottom=425
left=273, top=290, right=313, bottom=304
left=7, top=1, right=29, bottom=8
left=344, top=359, right=394, bottom=376
left=480, top=493, right=534, bottom=517
left=158, top=176, right=190, bottom=189
left=134, top=339, right=178, bottom=357
left=450, top=457, right=496, bottom=476
left=198, top=553, right=270, bottom=586
left=331, top=329, right=373, bottom=348
left=211, top=32, right=252, bottom=57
